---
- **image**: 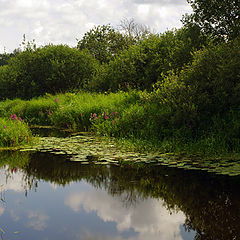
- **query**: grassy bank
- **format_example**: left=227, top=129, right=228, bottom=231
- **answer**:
left=0, top=91, right=239, bottom=157
left=0, top=115, right=33, bottom=148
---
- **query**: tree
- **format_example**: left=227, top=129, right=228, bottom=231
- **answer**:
left=118, top=18, right=152, bottom=42
left=0, top=50, right=20, bottom=66
left=153, top=37, right=240, bottom=121
left=98, top=26, right=207, bottom=91
left=0, top=53, right=10, bottom=66
left=183, top=0, right=240, bottom=40
left=77, top=25, right=131, bottom=63
left=0, top=44, right=98, bottom=99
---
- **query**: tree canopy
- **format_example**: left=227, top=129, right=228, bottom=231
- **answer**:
left=183, top=0, right=240, bottom=40
left=77, top=24, right=132, bottom=64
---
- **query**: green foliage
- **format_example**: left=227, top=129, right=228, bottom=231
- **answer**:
left=183, top=0, right=240, bottom=40
left=0, top=53, right=13, bottom=66
left=143, top=37, right=240, bottom=154
left=97, top=26, right=207, bottom=91
left=0, top=96, right=58, bottom=125
left=48, top=91, right=140, bottom=130
left=0, top=44, right=98, bottom=99
left=0, top=89, right=240, bottom=155
left=0, top=91, right=141, bottom=131
left=77, top=24, right=132, bottom=64
left=0, top=25, right=207, bottom=97
left=0, top=116, right=32, bottom=147
left=184, top=38, right=240, bottom=116
left=0, top=65, right=18, bottom=100
left=153, top=37, right=240, bottom=122
left=0, top=20, right=239, bottom=156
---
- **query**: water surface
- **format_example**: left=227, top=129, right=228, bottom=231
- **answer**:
left=0, top=140, right=240, bottom=240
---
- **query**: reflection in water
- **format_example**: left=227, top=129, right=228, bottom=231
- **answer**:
left=0, top=151, right=240, bottom=239
left=27, top=210, right=49, bottom=231
left=0, top=206, right=4, bottom=216
left=65, top=188, right=185, bottom=240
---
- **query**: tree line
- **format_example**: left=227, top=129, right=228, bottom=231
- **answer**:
left=0, top=0, right=239, bottom=121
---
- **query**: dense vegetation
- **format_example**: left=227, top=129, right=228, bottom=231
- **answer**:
left=0, top=115, right=32, bottom=147
left=0, top=0, right=239, bottom=154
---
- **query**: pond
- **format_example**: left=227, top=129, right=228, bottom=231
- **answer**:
left=0, top=131, right=240, bottom=240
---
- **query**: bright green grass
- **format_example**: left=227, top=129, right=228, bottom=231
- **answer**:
left=0, top=91, right=239, bottom=156
left=0, top=91, right=141, bottom=130
left=0, top=117, right=33, bottom=147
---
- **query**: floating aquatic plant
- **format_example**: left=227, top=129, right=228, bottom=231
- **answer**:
left=21, top=134, right=240, bottom=177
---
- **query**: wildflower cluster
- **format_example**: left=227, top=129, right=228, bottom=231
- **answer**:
left=0, top=115, right=32, bottom=147
left=89, top=111, right=120, bottom=135
left=90, top=111, right=118, bottom=123
left=10, top=114, right=22, bottom=122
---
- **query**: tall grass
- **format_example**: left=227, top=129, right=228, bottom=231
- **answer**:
left=0, top=91, right=141, bottom=130
left=0, top=115, right=32, bottom=147
left=0, top=91, right=239, bottom=156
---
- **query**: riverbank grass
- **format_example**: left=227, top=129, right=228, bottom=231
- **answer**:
left=0, top=115, right=33, bottom=147
left=0, top=91, right=240, bottom=157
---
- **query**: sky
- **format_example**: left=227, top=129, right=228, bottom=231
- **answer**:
left=0, top=0, right=192, bottom=53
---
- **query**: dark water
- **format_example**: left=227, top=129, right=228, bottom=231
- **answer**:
left=0, top=150, right=240, bottom=240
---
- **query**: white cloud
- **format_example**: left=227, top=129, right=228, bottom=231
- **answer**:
left=65, top=188, right=185, bottom=240
left=0, top=0, right=192, bottom=53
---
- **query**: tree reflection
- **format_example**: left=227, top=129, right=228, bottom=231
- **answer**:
left=1, top=150, right=240, bottom=239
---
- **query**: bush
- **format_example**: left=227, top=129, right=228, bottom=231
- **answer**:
left=153, top=37, right=240, bottom=125
left=178, top=38, right=240, bottom=119
left=0, top=44, right=99, bottom=99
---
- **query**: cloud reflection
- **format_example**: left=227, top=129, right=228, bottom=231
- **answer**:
left=27, top=210, right=49, bottom=231
left=0, top=169, right=25, bottom=192
left=65, top=188, right=185, bottom=240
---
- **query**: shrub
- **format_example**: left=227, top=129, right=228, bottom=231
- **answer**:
left=0, top=45, right=99, bottom=99
left=153, top=37, right=240, bottom=126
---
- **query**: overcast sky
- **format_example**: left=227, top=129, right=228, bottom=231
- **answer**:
left=0, top=0, right=192, bottom=53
